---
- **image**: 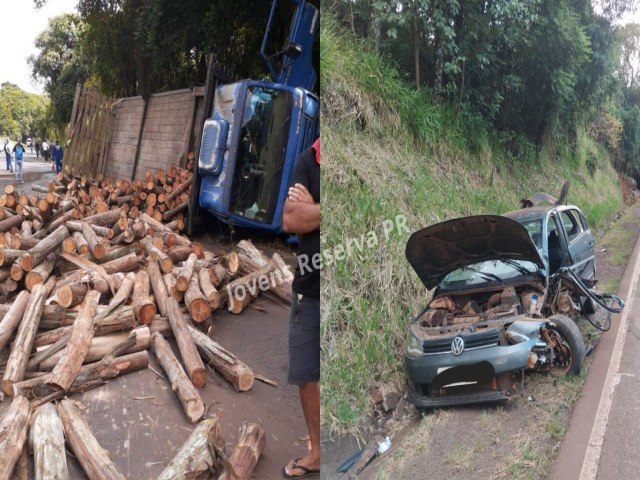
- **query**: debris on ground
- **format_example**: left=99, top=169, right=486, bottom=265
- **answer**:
left=0, top=162, right=293, bottom=478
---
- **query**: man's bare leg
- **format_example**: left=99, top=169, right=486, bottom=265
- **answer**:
left=284, top=382, right=320, bottom=476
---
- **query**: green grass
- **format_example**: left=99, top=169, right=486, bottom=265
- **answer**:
left=321, top=16, right=625, bottom=434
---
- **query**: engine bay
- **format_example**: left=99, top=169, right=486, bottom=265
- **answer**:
left=413, top=284, right=546, bottom=339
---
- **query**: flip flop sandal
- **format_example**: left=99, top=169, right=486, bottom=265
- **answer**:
left=282, top=458, right=320, bottom=479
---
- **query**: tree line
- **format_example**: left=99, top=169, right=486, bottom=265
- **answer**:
left=323, top=0, right=640, bottom=178
left=0, top=83, right=50, bottom=141
left=30, top=0, right=318, bottom=134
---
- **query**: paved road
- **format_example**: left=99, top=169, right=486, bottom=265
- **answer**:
left=552, top=206, right=640, bottom=480
left=0, top=156, right=305, bottom=479
left=0, top=148, right=56, bottom=190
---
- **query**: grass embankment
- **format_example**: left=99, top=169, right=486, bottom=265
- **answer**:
left=320, top=17, right=624, bottom=433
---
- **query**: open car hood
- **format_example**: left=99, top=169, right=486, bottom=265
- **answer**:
left=406, top=215, right=545, bottom=290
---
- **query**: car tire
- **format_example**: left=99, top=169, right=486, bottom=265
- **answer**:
left=547, top=314, right=585, bottom=376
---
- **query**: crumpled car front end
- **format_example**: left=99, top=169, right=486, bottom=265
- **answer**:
left=405, top=314, right=545, bottom=408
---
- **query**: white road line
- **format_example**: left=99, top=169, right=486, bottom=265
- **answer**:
left=579, top=239, right=640, bottom=480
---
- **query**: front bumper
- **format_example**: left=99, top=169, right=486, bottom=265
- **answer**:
left=405, top=338, right=537, bottom=407
left=408, top=389, right=508, bottom=408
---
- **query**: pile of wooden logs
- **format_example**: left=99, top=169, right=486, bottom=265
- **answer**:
left=0, top=166, right=294, bottom=479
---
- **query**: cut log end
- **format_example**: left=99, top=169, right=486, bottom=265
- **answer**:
left=20, top=254, right=33, bottom=272
left=10, top=264, right=23, bottom=281
left=189, top=298, right=211, bottom=323
left=191, top=369, right=206, bottom=389
left=92, top=242, right=107, bottom=259
left=187, top=400, right=205, bottom=424
left=2, top=379, right=14, bottom=396
left=137, top=303, right=157, bottom=325
left=160, top=258, right=173, bottom=274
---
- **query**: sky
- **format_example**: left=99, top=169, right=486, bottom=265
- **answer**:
left=0, top=0, right=639, bottom=97
left=0, top=0, right=78, bottom=95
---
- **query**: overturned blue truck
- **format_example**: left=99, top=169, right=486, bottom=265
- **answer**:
left=190, top=0, right=319, bottom=235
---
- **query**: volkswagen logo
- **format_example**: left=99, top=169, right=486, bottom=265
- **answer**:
left=451, top=336, right=465, bottom=356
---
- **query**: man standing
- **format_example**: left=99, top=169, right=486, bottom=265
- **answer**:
left=41, top=140, right=49, bottom=163
left=3, top=139, right=12, bottom=173
left=12, top=138, right=25, bottom=183
left=35, top=140, right=40, bottom=159
left=282, top=138, right=320, bottom=479
left=52, top=140, right=64, bottom=174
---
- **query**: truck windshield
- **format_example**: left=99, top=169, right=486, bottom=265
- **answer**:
left=229, top=86, right=293, bottom=224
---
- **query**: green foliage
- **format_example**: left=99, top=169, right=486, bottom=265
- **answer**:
left=327, top=0, right=626, bottom=151
left=29, top=14, right=89, bottom=129
left=321, top=17, right=624, bottom=434
left=0, top=83, right=50, bottom=140
left=76, top=0, right=301, bottom=96
left=31, top=0, right=316, bottom=100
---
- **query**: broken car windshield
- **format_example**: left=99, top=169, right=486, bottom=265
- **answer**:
left=441, top=259, right=539, bottom=288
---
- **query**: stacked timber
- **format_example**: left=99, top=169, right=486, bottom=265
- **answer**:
left=0, top=164, right=292, bottom=478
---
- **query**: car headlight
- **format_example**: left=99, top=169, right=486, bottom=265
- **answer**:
left=406, top=330, right=423, bottom=358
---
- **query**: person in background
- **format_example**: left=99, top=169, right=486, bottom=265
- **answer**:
left=3, top=139, right=12, bottom=173
left=12, top=138, right=25, bottom=183
left=35, top=140, right=40, bottom=159
left=281, top=138, right=320, bottom=479
left=52, top=140, right=64, bottom=174
left=41, top=140, right=49, bottom=163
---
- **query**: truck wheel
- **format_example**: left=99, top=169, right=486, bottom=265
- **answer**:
left=546, top=314, right=585, bottom=376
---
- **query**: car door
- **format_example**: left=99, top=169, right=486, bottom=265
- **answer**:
left=560, top=209, right=595, bottom=281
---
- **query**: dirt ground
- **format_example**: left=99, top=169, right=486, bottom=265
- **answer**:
left=321, top=203, right=640, bottom=480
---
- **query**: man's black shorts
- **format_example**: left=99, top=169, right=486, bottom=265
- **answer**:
left=288, top=292, right=320, bottom=385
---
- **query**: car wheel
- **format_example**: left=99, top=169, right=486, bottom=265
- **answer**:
left=546, top=314, right=585, bottom=376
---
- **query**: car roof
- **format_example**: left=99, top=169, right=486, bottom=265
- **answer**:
left=503, top=204, right=583, bottom=224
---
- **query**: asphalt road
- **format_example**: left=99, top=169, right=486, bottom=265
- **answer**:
left=552, top=205, right=640, bottom=480
left=0, top=156, right=306, bottom=479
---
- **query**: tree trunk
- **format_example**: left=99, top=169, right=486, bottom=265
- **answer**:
left=0, top=214, right=23, bottom=233
left=56, top=399, right=126, bottom=480
left=38, top=326, right=150, bottom=370
left=57, top=282, right=88, bottom=308
left=219, top=423, right=266, bottom=480
left=48, top=290, right=100, bottom=390
left=189, top=326, right=254, bottom=392
left=24, top=254, right=55, bottom=291
left=176, top=253, right=197, bottom=292
left=150, top=333, right=204, bottom=423
left=0, top=291, right=30, bottom=352
left=81, top=221, right=107, bottom=259
left=156, top=418, right=225, bottom=480
left=72, top=231, right=90, bottom=254
left=198, top=268, right=220, bottom=309
left=2, top=284, right=48, bottom=395
left=0, top=396, right=31, bottom=480
left=20, top=225, right=69, bottom=271
left=81, top=208, right=123, bottom=227
left=31, top=402, right=69, bottom=480
left=0, top=249, right=24, bottom=267
left=34, top=305, right=135, bottom=347
left=132, top=270, right=156, bottom=324
left=140, top=236, right=173, bottom=273
left=95, top=271, right=135, bottom=321
left=147, top=258, right=205, bottom=387
left=185, top=276, right=211, bottom=323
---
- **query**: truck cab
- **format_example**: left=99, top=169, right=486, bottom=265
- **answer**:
left=194, top=0, right=319, bottom=233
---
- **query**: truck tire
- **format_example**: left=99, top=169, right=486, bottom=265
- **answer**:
left=547, top=314, right=585, bottom=376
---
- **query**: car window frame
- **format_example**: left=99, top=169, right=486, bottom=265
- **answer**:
left=560, top=210, right=582, bottom=244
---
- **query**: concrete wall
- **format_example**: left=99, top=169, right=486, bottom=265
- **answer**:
left=105, top=89, right=204, bottom=180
